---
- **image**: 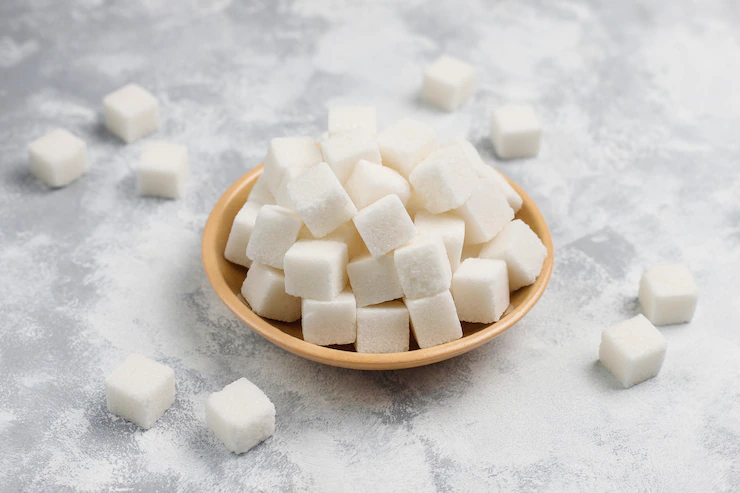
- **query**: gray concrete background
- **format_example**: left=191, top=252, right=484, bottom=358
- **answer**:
left=1, top=0, right=739, bottom=491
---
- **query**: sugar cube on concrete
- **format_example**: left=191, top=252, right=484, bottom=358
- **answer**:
left=246, top=205, right=302, bottom=269
left=454, top=181, right=514, bottom=244
left=302, top=291, right=357, bottom=346
left=377, top=118, right=438, bottom=178
left=247, top=173, right=276, bottom=205
left=105, top=354, right=175, bottom=430
left=241, top=263, right=301, bottom=322
left=263, top=136, right=322, bottom=194
left=344, top=159, right=411, bottom=210
left=321, top=130, right=381, bottom=184
left=405, top=290, right=463, bottom=349
left=28, top=129, right=88, bottom=188
left=414, top=212, right=465, bottom=272
left=638, top=264, right=698, bottom=326
left=137, top=141, right=189, bottom=199
left=206, top=378, right=276, bottom=454
left=422, top=55, right=476, bottom=112
left=328, top=105, right=377, bottom=136
left=103, top=84, right=159, bottom=144
left=599, top=314, right=668, bottom=388
left=224, top=202, right=262, bottom=268
left=355, top=301, right=410, bottom=354
left=274, top=167, right=307, bottom=209
left=490, top=105, right=542, bottom=159
left=287, top=162, right=357, bottom=238
left=353, top=194, right=416, bottom=257
left=284, top=240, right=348, bottom=301
left=394, top=234, right=452, bottom=299
left=347, top=252, right=404, bottom=307
left=480, top=219, right=547, bottom=290
left=409, top=145, right=479, bottom=214
left=452, top=258, right=509, bottom=323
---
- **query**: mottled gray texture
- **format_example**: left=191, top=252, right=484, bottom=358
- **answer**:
left=1, top=0, right=739, bottom=491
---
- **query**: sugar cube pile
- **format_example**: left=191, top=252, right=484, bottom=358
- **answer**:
left=224, top=109, right=549, bottom=353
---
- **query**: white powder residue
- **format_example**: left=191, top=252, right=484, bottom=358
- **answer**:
left=0, top=37, right=39, bottom=68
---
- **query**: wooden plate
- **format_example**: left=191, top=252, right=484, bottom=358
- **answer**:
left=202, top=165, right=553, bottom=370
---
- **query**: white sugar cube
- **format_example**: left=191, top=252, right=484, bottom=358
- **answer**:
left=300, top=221, right=364, bottom=259
left=599, top=314, right=668, bottom=388
left=454, top=180, right=514, bottom=244
left=105, top=354, right=175, bottom=430
left=443, top=137, right=523, bottom=212
left=28, top=128, right=88, bottom=188
left=409, top=145, right=478, bottom=214
left=353, top=194, right=416, bottom=257
left=284, top=240, right=348, bottom=301
left=137, top=141, right=189, bottom=199
left=206, top=378, right=276, bottom=454
left=103, top=84, right=159, bottom=144
left=480, top=219, right=547, bottom=290
left=347, top=252, right=404, bottom=307
left=247, top=173, right=276, bottom=205
left=302, top=291, right=357, bottom=346
left=638, top=264, right=698, bottom=326
left=490, top=105, right=542, bottom=159
left=263, top=136, right=322, bottom=194
left=224, top=202, right=262, bottom=268
left=377, top=118, right=438, bottom=178
left=394, top=234, right=452, bottom=300
left=414, top=212, right=465, bottom=272
left=241, top=263, right=301, bottom=322
left=287, top=162, right=357, bottom=238
left=452, top=258, right=510, bottom=323
left=355, top=301, right=410, bottom=354
left=246, top=205, right=302, bottom=269
left=405, top=290, right=463, bottom=349
left=274, top=166, right=307, bottom=209
left=422, top=55, right=476, bottom=112
left=344, top=159, right=411, bottom=210
left=328, top=105, right=377, bottom=136
left=320, top=130, right=381, bottom=183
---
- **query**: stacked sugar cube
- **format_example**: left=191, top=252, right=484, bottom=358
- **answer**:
left=224, top=107, right=548, bottom=353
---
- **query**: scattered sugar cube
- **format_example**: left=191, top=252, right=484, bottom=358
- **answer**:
left=405, top=290, right=463, bottom=349
left=263, top=136, right=322, bottom=194
left=302, top=291, right=357, bottom=346
left=328, top=105, right=377, bottom=136
left=490, top=105, right=542, bottom=159
left=452, top=258, right=510, bottom=323
left=422, top=55, right=476, bottom=112
left=460, top=243, right=483, bottom=262
left=638, top=264, right=698, bottom=326
left=377, top=118, right=438, bottom=178
left=599, top=314, right=668, bottom=388
left=454, top=180, right=514, bottom=244
left=274, top=166, right=307, bottom=209
left=347, top=252, right=404, bottom=307
left=320, top=130, right=381, bottom=183
left=224, top=202, right=262, bottom=268
left=246, top=205, right=302, bottom=269
left=480, top=219, right=547, bottom=290
left=28, top=128, right=88, bottom=188
left=247, top=173, right=276, bottom=206
left=103, top=84, right=160, bottom=144
left=206, top=378, right=276, bottom=454
left=284, top=240, right=348, bottom=301
left=353, top=194, right=416, bottom=257
left=105, top=354, right=175, bottom=430
left=241, top=263, right=301, bottom=322
left=344, top=159, right=411, bottom=210
left=355, top=301, right=410, bottom=354
left=414, top=212, right=465, bottom=272
left=137, top=141, right=189, bottom=199
left=409, top=145, right=478, bottom=214
left=287, top=162, right=357, bottom=238
left=394, top=234, right=452, bottom=300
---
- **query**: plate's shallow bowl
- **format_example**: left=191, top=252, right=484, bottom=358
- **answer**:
left=203, top=165, right=553, bottom=370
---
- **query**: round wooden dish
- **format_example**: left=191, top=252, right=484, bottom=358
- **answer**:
left=202, top=165, right=553, bottom=370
